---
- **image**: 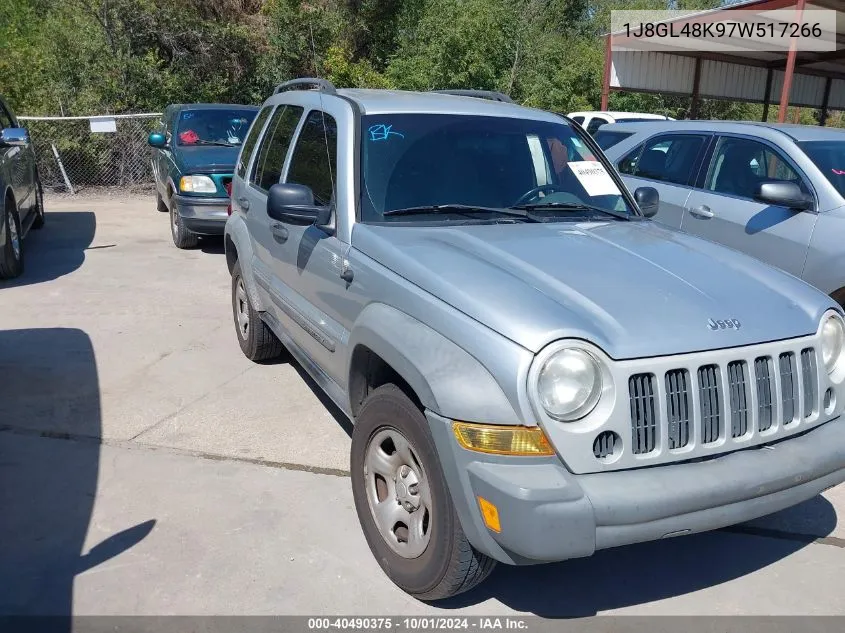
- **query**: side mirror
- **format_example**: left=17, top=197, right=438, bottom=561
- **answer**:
left=754, top=181, right=811, bottom=211
left=267, top=183, right=331, bottom=227
left=147, top=132, right=167, bottom=148
left=0, top=127, right=30, bottom=147
left=634, top=186, right=659, bottom=218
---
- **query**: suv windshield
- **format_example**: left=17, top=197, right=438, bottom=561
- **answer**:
left=176, top=109, right=257, bottom=147
left=360, top=114, right=633, bottom=223
left=798, top=140, right=845, bottom=198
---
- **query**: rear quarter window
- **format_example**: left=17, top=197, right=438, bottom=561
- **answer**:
left=236, top=106, right=272, bottom=179
left=594, top=130, right=633, bottom=151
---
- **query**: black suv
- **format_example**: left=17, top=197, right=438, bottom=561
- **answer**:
left=0, top=95, right=44, bottom=279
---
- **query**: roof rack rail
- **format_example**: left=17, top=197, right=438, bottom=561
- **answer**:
left=274, top=78, right=337, bottom=95
left=432, top=89, right=514, bottom=104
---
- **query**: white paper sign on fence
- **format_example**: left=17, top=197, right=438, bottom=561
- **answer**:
left=567, top=161, right=620, bottom=197
left=90, top=117, right=117, bottom=133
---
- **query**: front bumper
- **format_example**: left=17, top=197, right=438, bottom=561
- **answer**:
left=172, top=194, right=228, bottom=235
left=427, top=411, right=845, bottom=565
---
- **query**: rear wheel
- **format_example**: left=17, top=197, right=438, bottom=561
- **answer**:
left=1, top=201, right=24, bottom=280
left=231, top=261, right=283, bottom=361
left=170, top=195, right=198, bottom=249
left=31, top=178, right=45, bottom=230
left=351, top=384, right=496, bottom=600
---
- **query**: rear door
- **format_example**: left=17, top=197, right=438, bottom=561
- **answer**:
left=682, top=134, right=816, bottom=277
left=617, top=132, right=711, bottom=228
left=265, top=109, right=349, bottom=384
left=242, top=104, right=305, bottom=306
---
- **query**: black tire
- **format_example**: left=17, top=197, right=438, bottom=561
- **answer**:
left=31, top=178, right=45, bottom=230
left=170, top=196, right=198, bottom=249
left=351, top=384, right=496, bottom=600
left=0, top=200, right=24, bottom=280
left=231, top=261, right=283, bottom=361
left=156, top=191, right=169, bottom=213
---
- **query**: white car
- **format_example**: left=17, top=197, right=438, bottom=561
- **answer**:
left=567, top=111, right=674, bottom=137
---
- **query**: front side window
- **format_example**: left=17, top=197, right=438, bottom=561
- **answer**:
left=619, top=134, right=706, bottom=186
left=706, top=137, right=803, bottom=199
left=175, top=109, right=257, bottom=147
left=360, top=113, right=634, bottom=223
left=236, top=106, right=272, bottom=179
left=799, top=140, right=845, bottom=199
left=250, top=105, right=304, bottom=192
left=286, top=110, right=338, bottom=206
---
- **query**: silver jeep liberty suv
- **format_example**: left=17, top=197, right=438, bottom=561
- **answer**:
left=224, top=78, right=845, bottom=600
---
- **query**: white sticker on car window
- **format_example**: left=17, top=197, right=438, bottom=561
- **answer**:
left=568, top=161, right=621, bottom=197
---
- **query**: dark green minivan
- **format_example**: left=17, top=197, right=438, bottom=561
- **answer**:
left=148, top=103, right=258, bottom=249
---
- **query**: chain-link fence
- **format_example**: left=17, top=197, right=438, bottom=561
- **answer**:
left=19, top=113, right=162, bottom=195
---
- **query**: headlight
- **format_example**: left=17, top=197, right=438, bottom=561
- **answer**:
left=820, top=312, right=845, bottom=373
left=536, top=348, right=602, bottom=421
left=179, top=175, right=217, bottom=193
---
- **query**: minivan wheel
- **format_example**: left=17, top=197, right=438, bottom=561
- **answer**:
left=231, top=261, right=283, bottom=361
left=351, top=384, right=496, bottom=600
left=0, top=202, right=24, bottom=279
left=170, top=197, right=198, bottom=249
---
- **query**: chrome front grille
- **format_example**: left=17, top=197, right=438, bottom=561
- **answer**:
left=628, top=347, right=820, bottom=456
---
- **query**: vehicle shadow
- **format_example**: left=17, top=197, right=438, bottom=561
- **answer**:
left=200, top=235, right=225, bottom=255
left=438, top=495, right=837, bottom=616
left=0, top=211, right=96, bottom=288
left=0, top=328, right=155, bottom=622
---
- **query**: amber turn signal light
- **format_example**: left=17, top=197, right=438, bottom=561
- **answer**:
left=452, top=421, right=554, bottom=456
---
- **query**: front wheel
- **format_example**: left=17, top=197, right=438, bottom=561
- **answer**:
left=231, top=261, right=283, bottom=361
left=31, top=178, right=45, bottom=230
left=351, top=384, right=496, bottom=600
left=0, top=202, right=24, bottom=279
left=170, top=196, right=198, bottom=249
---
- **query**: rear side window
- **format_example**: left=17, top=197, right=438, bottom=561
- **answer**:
left=586, top=118, right=608, bottom=136
left=594, top=130, right=633, bottom=150
left=618, top=134, right=707, bottom=186
left=286, top=110, right=338, bottom=206
left=251, top=105, right=304, bottom=191
left=236, top=106, right=272, bottom=179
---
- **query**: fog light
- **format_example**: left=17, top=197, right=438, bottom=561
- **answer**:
left=478, top=496, right=501, bottom=533
left=453, top=422, right=554, bottom=456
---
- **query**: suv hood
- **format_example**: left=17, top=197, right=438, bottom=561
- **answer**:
left=353, top=221, right=833, bottom=359
left=175, top=145, right=239, bottom=174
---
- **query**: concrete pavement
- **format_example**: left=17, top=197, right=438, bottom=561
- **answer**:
left=1, top=195, right=843, bottom=616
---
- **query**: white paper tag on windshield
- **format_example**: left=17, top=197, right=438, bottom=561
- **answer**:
left=568, top=161, right=620, bottom=197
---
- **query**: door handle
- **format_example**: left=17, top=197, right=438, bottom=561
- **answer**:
left=689, top=205, right=714, bottom=219
left=270, top=222, right=288, bottom=242
left=238, top=197, right=250, bottom=211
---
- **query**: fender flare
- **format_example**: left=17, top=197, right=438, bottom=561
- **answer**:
left=347, top=303, right=521, bottom=425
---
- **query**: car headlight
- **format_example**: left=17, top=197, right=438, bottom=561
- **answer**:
left=820, top=312, right=845, bottom=373
left=536, top=348, right=603, bottom=421
left=179, top=175, right=217, bottom=193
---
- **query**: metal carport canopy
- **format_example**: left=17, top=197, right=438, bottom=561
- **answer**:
left=601, top=0, right=845, bottom=123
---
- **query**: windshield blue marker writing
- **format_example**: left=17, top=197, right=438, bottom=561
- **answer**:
left=368, top=124, right=404, bottom=141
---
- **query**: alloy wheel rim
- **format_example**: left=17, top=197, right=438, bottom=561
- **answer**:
left=363, top=427, right=432, bottom=559
left=236, top=278, right=249, bottom=339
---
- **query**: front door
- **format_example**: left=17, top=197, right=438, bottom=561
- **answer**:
left=682, top=135, right=815, bottom=278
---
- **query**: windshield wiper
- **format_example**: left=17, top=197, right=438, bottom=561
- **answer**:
left=511, top=202, right=630, bottom=221
left=383, top=204, right=539, bottom=222
left=190, top=140, right=238, bottom=147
